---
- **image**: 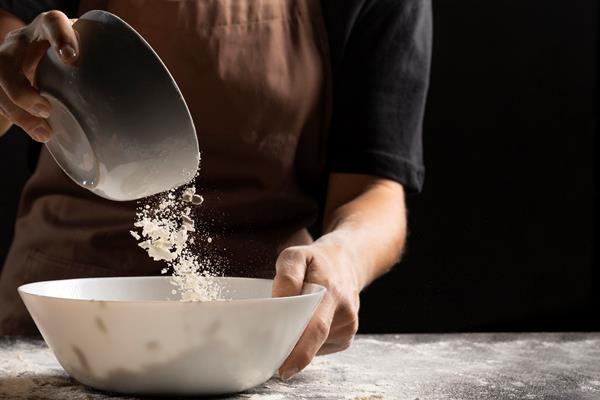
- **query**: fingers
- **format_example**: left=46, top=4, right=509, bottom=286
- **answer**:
left=272, top=247, right=308, bottom=298
left=0, top=58, right=50, bottom=118
left=318, top=331, right=354, bottom=355
left=274, top=244, right=360, bottom=380
left=329, top=296, right=360, bottom=339
left=22, top=39, right=51, bottom=82
left=0, top=11, right=75, bottom=140
left=0, top=29, right=51, bottom=117
left=317, top=341, right=353, bottom=356
left=35, top=11, right=79, bottom=63
left=0, top=90, right=51, bottom=142
left=317, top=316, right=358, bottom=355
left=279, top=293, right=337, bottom=381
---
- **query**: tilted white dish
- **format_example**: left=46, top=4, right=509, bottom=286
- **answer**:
left=36, top=10, right=199, bottom=201
left=19, top=276, right=325, bottom=395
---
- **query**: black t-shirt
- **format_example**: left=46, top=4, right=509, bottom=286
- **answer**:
left=321, top=0, right=431, bottom=193
left=1, top=0, right=431, bottom=193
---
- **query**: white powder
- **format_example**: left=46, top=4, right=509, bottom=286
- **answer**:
left=131, top=184, right=221, bottom=302
left=181, top=186, right=195, bottom=203
left=191, top=194, right=204, bottom=205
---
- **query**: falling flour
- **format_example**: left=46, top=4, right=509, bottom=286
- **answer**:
left=131, top=184, right=221, bottom=302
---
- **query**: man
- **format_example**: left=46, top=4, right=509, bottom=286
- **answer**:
left=0, top=0, right=431, bottom=380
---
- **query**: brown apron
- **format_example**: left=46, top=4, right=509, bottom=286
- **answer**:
left=0, top=0, right=330, bottom=335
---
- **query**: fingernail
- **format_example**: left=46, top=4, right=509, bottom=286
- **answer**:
left=31, top=103, right=50, bottom=118
left=33, top=127, right=50, bottom=143
left=280, top=367, right=299, bottom=381
left=59, top=45, right=77, bottom=61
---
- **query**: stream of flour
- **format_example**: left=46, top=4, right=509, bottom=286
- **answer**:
left=130, top=183, right=221, bottom=301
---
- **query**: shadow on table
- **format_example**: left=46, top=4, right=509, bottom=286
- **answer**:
left=0, top=373, right=267, bottom=399
left=0, top=374, right=141, bottom=400
left=0, top=374, right=77, bottom=400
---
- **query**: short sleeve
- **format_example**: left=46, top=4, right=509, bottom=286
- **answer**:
left=324, top=0, right=432, bottom=193
left=0, top=0, right=79, bottom=23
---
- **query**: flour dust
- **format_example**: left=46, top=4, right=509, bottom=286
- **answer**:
left=131, top=183, right=222, bottom=302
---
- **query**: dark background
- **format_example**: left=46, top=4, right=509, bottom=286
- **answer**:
left=360, top=0, right=598, bottom=332
left=0, top=1, right=598, bottom=332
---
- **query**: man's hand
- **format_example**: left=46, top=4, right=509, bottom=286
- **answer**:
left=0, top=10, right=79, bottom=140
left=273, top=240, right=360, bottom=380
left=272, top=173, right=407, bottom=380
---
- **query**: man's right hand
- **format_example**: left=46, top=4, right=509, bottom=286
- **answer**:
left=0, top=10, right=79, bottom=142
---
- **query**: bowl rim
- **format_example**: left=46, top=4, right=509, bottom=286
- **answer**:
left=17, top=276, right=326, bottom=305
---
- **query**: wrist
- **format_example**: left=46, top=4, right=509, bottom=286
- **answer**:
left=313, top=230, right=370, bottom=291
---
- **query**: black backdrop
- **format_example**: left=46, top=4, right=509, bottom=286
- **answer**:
left=0, top=1, right=598, bottom=332
left=360, top=0, right=598, bottom=332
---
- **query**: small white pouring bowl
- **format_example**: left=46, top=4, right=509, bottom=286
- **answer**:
left=36, top=10, right=199, bottom=201
left=18, top=276, right=325, bottom=396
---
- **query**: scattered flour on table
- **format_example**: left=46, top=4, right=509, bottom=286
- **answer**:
left=131, top=184, right=221, bottom=302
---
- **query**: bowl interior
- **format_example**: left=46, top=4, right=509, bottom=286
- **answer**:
left=18, top=276, right=324, bottom=302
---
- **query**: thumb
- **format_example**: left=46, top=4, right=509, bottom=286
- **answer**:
left=272, top=247, right=308, bottom=298
left=34, top=11, right=79, bottom=63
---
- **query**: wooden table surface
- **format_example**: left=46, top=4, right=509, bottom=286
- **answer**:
left=1, top=333, right=599, bottom=399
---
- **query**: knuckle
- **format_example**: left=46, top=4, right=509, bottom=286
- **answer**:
left=0, top=105, right=16, bottom=122
left=307, top=252, right=327, bottom=271
left=277, top=271, right=302, bottom=288
left=6, top=88, right=30, bottom=106
left=294, top=351, right=312, bottom=369
left=42, top=10, right=66, bottom=24
left=347, top=317, right=359, bottom=336
left=0, top=63, right=22, bottom=94
left=14, top=118, right=35, bottom=132
left=0, top=75, right=35, bottom=108
left=2, top=105, right=35, bottom=130
left=278, top=247, right=303, bottom=263
left=306, top=258, right=335, bottom=288
left=306, top=264, right=332, bottom=287
left=276, top=248, right=305, bottom=273
left=15, top=115, right=36, bottom=131
left=338, top=300, right=359, bottom=322
left=313, top=318, right=331, bottom=340
left=338, top=340, right=352, bottom=352
left=317, top=276, right=336, bottom=293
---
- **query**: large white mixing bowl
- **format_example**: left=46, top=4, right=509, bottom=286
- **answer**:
left=18, top=276, right=325, bottom=396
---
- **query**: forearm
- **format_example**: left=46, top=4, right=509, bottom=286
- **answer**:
left=318, top=175, right=407, bottom=289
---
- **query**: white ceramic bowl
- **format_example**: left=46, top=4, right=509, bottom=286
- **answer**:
left=18, top=276, right=325, bottom=396
left=36, top=10, right=199, bottom=201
